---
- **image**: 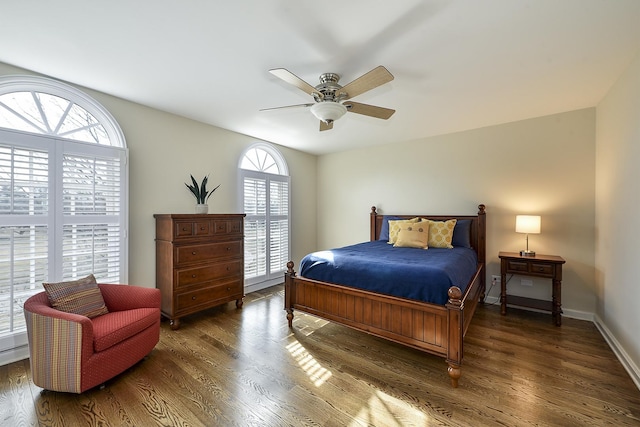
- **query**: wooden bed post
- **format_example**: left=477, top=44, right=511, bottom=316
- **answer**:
left=445, top=286, right=464, bottom=388
left=370, top=206, right=378, bottom=241
left=477, top=204, right=487, bottom=301
left=285, top=261, right=296, bottom=327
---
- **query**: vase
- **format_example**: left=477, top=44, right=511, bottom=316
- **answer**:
left=195, top=204, right=208, bottom=214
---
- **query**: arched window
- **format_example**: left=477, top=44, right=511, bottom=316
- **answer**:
left=239, top=143, right=289, bottom=293
left=0, top=75, right=128, bottom=361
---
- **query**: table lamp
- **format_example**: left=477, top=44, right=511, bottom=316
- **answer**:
left=516, top=215, right=540, bottom=257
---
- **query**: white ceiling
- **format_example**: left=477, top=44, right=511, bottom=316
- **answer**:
left=1, top=1, right=639, bottom=155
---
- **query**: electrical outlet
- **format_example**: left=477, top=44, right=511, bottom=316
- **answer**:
left=491, top=275, right=501, bottom=285
left=521, top=279, right=533, bottom=287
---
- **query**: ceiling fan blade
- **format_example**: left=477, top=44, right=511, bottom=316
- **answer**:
left=260, top=103, right=314, bottom=112
left=319, top=120, right=333, bottom=131
left=269, top=68, right=319, bottom=97
left=337, top=66, right=394, bottom=100
left=344, top=101, right=395, bottom=119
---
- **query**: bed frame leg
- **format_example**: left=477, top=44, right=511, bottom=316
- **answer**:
left=448, top=363, right=461, bottom=388
left=446, top=286, right=464, bottom=388
left=286, top=308, right=294, bottom=328
left=285, top=261, right=296, bottom=328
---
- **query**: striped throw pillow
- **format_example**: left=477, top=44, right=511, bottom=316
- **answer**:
left=43, top=274, right=109, bottom=318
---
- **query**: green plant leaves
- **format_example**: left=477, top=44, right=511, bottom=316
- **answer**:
left=185, top=174, right=220, bottom=204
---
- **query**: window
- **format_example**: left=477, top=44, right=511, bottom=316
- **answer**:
left=0, top=76, right=127, bottom=361
left=239, top=144, right=289, bottom=292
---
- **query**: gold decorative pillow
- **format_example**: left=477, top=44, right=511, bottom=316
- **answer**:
left=43, top=274, right=109, bottom=318
left=387, top=217, right=420, bottom=244
left=427, top=219, right=458, bottom=248
left=394, top=222, right=430, bottom=249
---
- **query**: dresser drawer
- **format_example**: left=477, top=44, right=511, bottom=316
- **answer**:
left=175, top=282, right=243, bottom=312
left=176, top=241, right=242, bottom=264
left=176, top=260, right=242, bottom=288
left=174, top=220, right=212, bottom=238
left=174, top=221, right=194, bottom=237
left=213, top=219, right=243, bottom=235
left=193, top=220, right=211, bottom=236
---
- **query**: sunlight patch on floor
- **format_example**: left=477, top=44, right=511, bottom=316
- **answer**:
left=286, top=340, right=332, bottom=387
left=350, top=390, right=429, bottom=427
left=293, top=314, right=330, bottom=337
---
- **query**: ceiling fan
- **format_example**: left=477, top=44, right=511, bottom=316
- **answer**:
left=263, top=66, right=395, bottom=131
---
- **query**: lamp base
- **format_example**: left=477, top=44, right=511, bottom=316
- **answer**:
left=520, top=250, right=536, bottom=257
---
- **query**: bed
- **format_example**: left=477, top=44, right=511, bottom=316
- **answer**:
left=284, top=205, right=486, bottom=387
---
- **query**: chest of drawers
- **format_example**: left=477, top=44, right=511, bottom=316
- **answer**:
left=154, top=213, right=246, bottom=330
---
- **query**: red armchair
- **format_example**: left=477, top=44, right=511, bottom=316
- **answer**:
left=24, top=284, right=161, bottom=393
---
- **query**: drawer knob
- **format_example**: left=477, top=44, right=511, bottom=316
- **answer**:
left=191, top=296, right=196, bottom=300
left=200, top=227, right=205, bottom=230
left=227, top=287, right=231, bottom=291
left=226, top=247, right=230, bottom=251
left=192, top=251, right=197, bottom=255
left=226, top=267, right=230, bottom=271
left=191, top=274, right=196, bottom=278
left=538, top=267, right=545, bottom=271
left=182, top=227, right=188, bottom=231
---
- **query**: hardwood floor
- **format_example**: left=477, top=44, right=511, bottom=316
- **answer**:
left=2, top=285, right=639, bottom=426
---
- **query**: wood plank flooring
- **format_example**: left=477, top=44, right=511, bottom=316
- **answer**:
left=1, top=284, right=639, bottom=426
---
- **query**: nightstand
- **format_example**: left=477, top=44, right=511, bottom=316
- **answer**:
left=499, top=251, right=566, bottom=326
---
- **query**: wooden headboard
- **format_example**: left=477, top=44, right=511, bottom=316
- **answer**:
left=369, top=204, right=487, bottom=267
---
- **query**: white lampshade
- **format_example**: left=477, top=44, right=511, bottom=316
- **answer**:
left=515, top=215, right=541, bottom=234
left=310, top=102, right=347, bottom=123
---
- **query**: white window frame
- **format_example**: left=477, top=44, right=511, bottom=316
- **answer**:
left=0, top=76, right=128, bottom=365
left=238, top=143, right=290, bottom=294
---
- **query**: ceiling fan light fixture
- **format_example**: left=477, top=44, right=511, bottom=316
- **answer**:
left=310, top=102, right=347, bottom=124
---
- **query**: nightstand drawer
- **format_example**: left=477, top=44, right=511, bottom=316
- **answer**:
left=505, top=260, right=554, bottom=277
left=530, top=262, right=553, bottom=275
left=506, top=260, right=529, bottom=272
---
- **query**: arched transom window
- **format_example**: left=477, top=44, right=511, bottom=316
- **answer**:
left=240, top=144, right=288, bottom=175
left=0, top=75, right=124, bottom=146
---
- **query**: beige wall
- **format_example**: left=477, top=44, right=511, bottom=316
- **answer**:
left=317, top=109, right=596, bottom=315
left=595, top=51, right=640, bottom=369
left=0, top=61, right=318, bottom=289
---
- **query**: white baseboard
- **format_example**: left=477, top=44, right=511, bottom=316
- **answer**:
left=244, top=277, right=283, bottom=295
left=0, top=344, right=29, bottom=366
left=483, top=296, right=593, bottom=321
left=593, top=315, right=640, bottom=391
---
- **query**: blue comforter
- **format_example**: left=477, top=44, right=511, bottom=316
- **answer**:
left=299, top=240, right=478, bottom=305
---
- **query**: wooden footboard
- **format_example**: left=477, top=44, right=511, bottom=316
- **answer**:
left=285, top=204, right=486, bottom=387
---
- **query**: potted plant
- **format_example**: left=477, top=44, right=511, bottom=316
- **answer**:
left=185, top=174, right=220, bottom=214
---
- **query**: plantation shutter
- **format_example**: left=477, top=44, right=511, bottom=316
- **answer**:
left=244, top=175, right=267, bottom=279
left=0, top=143, right=50, bottom=335
left=61, top=152, right=123, bottom=283
left=269, top=179, right=289, bottom=274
